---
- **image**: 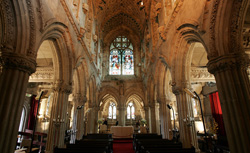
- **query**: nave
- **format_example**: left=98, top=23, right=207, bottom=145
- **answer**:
left=1, top=0, right=250, bottom=153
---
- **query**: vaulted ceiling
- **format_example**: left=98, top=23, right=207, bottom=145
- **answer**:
left=94, top=0, right=150, bottom=39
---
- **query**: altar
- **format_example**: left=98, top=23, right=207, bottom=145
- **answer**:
left=110, top=126, right=134, bottom=138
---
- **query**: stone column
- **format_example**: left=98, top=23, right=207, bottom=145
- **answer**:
left=75, top=94, right=86, bottom=140
left=71, top=101, right=78, bottom=143
left=150, top=103, right=157, bottom=133
left=119, top=95, right=126, bottom=126
left=173, top=88, right=199, bottom=151
left=45, top=80, right=72, bottom=153
left=87, top=104, right=98, bottom=133
left=93, top=106, right=99, bottom=133
left=0, top=52, right=36, bottom=153
left=144, top=106, right=150, bottom=127
left=207, top=53, right=250, bottom=153
left=159, top=96, right=171, bottom=139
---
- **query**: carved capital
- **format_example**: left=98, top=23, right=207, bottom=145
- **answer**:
left=0, top=51, right=36, bottom=75
left=52, top=80, right=72, bottom=94
left=172, top=86, right=185, bottom=95
left=207, top=53, right=250, bottom=74
left=61, top=83, right=72, bottom=94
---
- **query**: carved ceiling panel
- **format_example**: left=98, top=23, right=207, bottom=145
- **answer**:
left=94, top=0, right=150, bottom=37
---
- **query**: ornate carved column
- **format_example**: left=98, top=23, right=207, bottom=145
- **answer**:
left=173, top=88, right=199, bottom=151
left=207, top=53, right=250, bottom=153
left=0, top=52, right=36, bottom=153
left=158, top=96, right=171, bottom=139
left=45, top=80, right=72, bottom=153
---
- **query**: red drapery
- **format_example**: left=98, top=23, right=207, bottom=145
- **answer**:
left=27, top=95, right=38, bottom=130
left=209, top=92, right=226, bottom=136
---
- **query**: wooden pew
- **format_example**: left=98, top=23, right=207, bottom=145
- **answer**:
left=135, top=139, right=182, bottom=153
left=54, top=147, right=107, bottom=153
left=142, top=147, right=195, bottom=153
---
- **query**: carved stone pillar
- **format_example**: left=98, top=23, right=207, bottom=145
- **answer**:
left=0, top=52, right=36, bottom=153
left=150, top=103, right=157, bottom=133
left=45, top=81, right=72, bottom=153
left=159, top=96, right=171, bottom=139
left=173, top=88, right=199, bottom=151
left=207, top=53, right=250, bottom=153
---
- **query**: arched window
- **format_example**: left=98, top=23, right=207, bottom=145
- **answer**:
left=108, top=102, right=116, bottom=119
left=109, top=36, right=134, bottom=75
left=127, top=102, right=135, bottom=119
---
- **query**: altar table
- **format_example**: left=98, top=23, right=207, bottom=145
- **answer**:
left=110, top=126, right=134, bottom=138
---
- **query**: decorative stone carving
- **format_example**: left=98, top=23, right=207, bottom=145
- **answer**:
left=93, top=34, right=98, bottom=42
left=78, top=27, right=86, bottom=40
left=0, top=52, right=36, bottom=75
left=207, top=53, right=250, bottom=74
left=146, top=34, right=151, bottom=42
left=26, top=0, right=36, bottom=57
left=158, top=26, right=166, bottom=41
left=191, top=67, right=215, bottom=82
left=73, top=0, right=78, bottom=6
left=82, top=3, right=89, bottom=14
left=29, top=67, right=54, bottom=82
left=155, top=3, right=162, bottom=14
left=243, top=28, right=250, bottom=49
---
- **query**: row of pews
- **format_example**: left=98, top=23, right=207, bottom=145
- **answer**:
left=133, top=134, right=195, bottom=153
left=54, top=134, right=113, bottom=153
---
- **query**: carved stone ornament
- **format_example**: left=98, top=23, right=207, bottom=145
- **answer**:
left=0, top=52, right=36, bottom=75
left=146, top=34, right=151, bottom=42
left=78, top=27, right=86, bottom=40
left=207, top=53, right=250, bottom=74
left=52, top=80, right=72, bottom=94
left=82, top=3, right=89, bottom=14
left=155, top=2, right=162, bottom=14
left=191, top=67, right=215, bottom=82
left=158, top=26, right=166, bottom=41
left=93, top=34, right=98, bottom=42
left=29, top=67, right=54, bottom=82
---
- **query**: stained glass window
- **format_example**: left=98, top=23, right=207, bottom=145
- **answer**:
left=127, top=102, right=135, bottom=119
left=108, top=102, right=116, bottom=119
left=122, top=49, right=134, bottom=75
left=109, top=36, right=134, bottom=75
left=109, top=49, right=121, bottom=75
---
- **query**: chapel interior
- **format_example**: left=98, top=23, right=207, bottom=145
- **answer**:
left=0, top=0, right=250, bottom=153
